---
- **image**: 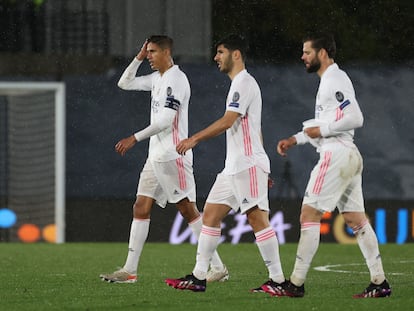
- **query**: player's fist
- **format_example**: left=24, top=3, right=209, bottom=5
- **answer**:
left=276, top=136, right=296, bottom=157
left=115, top=135, right=137, bottom=156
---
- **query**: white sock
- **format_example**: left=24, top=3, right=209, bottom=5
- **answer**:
left=290, top=222, right=320, bottom=286
left=123, top=218, right=150, bottom=274
left=192, top=225, right=221, bottom=280
left=354, top=220, right=386, bottom=284
left=189, top=216, right=225, bottom=270
left=255, top=227, right=285, bottom=283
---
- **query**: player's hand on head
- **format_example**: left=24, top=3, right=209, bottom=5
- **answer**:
left=136, top=39, right=149, bottom=61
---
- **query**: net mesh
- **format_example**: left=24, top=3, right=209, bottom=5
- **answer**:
left=0, top=89, right=59, bottom=242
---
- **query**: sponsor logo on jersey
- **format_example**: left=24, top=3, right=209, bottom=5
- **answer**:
left=335, top=91, right=344, bottom=102
left=173, top=189, right=180, bottom=195
left=242, top=198, right=249, bottom=204
left=167, top=86, right=172, bottom=96
left=229, top=102, right=239, bottom=108
left=151, top=98, right=160, bottom=113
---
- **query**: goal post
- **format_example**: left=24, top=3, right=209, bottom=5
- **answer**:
left=0, top=82, right=65, bottom=243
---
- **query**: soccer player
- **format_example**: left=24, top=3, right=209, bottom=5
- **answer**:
left=269, top=32, right=391, bottom=298
left=100, top=35, right=228, bottom=283
left=165, top=34, right=286, bottom=293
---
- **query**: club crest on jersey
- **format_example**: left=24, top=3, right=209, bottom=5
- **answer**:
left=166, top=86, right=172, bottom=96
left=335, top=91, right=344, bottom=102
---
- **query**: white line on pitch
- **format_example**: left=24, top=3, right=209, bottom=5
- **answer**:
left=313, top=262, right=405, bottom=276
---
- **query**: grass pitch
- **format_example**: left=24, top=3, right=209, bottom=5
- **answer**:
left=0, top=242, right=412, bottom=310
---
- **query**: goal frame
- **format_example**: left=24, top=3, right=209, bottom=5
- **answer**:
left=0, top=82, right=66, bottom=243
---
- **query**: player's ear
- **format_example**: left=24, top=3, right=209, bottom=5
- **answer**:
left=319, top=48, right=327, bottom=58
left=233, top=49, right=241, bottom=60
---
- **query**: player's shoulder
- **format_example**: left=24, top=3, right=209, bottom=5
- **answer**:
left=324, top=65, right=351, bottom=88
left=169, top=65, right=189, bottom=79
left=234, top=70, right=258, bottom=88
left=165, top=66, right=189, bottom=85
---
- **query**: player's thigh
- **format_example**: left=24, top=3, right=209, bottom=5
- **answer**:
left=337, top=173, right=365, bottom=213
left=206, top=173, right=238, bottom=209
left=137, top=159, right=167, bottom=207
left=233, top=167, right=269, bottom=214
left=303, top=149, right=354, bottom=212
left=152, top=158, right=196, bottom=204
left=202, top=202, right=232, bottom=227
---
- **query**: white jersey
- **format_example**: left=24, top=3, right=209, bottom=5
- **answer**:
left=118, top=58, right=192, bottom=162
left=223, top=69, right=270, bottom=175
left=294, top=63, right=364, bottom=149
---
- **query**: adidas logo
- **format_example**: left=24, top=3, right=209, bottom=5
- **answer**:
left=242, top=198, right=249, bottom=204
left=173, top=190, right=180, bottom=195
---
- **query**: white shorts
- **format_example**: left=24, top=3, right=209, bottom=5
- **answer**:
left=302, top=144, right=364, bottom=213
left=137, top=158, right=196, bottom=208
left=206, top=166, right=269, bottom=214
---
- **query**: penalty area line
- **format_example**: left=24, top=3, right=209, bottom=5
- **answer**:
left=313, top=262, right=406, bottom=276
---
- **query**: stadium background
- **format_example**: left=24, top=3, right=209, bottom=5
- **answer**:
left=0, top=0, right=413, bottom=243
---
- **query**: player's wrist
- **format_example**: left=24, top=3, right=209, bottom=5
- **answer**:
left=133, top=132, right=140, bottom=142
left=289, top=136, right=297, bottom=145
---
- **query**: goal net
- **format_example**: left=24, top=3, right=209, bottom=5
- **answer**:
left=0, top=82, right=65, bottom=243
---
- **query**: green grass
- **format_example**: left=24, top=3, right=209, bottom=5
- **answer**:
left=0, top=243, right=412, bottom=310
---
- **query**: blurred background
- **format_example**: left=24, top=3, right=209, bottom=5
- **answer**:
left=0, top=0, right=413, bottom=244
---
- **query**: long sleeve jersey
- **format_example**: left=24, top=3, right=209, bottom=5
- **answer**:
left=294, top=63, right=364, bottom=149
left=118, top=58, right=192, bottom=162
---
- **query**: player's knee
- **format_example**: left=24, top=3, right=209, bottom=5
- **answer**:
left=246, top=208, right=270, bottom=231
left=342, top=212, right=367, bottom=228
left=133, top=200, right=151, bottom=219
left=299, top=204, right=323, bottom=224
left=176, top=201, right=199, bottom=223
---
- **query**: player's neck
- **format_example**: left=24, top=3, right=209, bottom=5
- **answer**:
left=159, top=60, right=174, bottom=75
left=228, top=63, right=245, bottom=80
left=317, top=59, right=334, bottom=77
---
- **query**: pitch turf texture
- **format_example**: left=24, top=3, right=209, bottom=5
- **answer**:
left=1, top=243, right=412, bottom=310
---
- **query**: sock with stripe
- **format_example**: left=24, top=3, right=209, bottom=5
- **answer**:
left=188, top=216, right=225, bottom=270
left=354, top=220, right=386, bottom=285
left=290, top=222, right=320, bottom=286
left=193, top=225, right=221, bottom=280
left=255, top=227, right=285, bottom=283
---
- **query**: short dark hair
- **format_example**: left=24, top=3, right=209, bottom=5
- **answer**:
left=302, top=32, right=336, bottom=58
left=148, top=35, right=173, bottom=52
left=216, top=34, right=248, bottom=60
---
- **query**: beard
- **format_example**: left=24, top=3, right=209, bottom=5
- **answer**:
left=219, top=56, right=234, bottom=74
left=306, top=58, right=321, bottom=73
